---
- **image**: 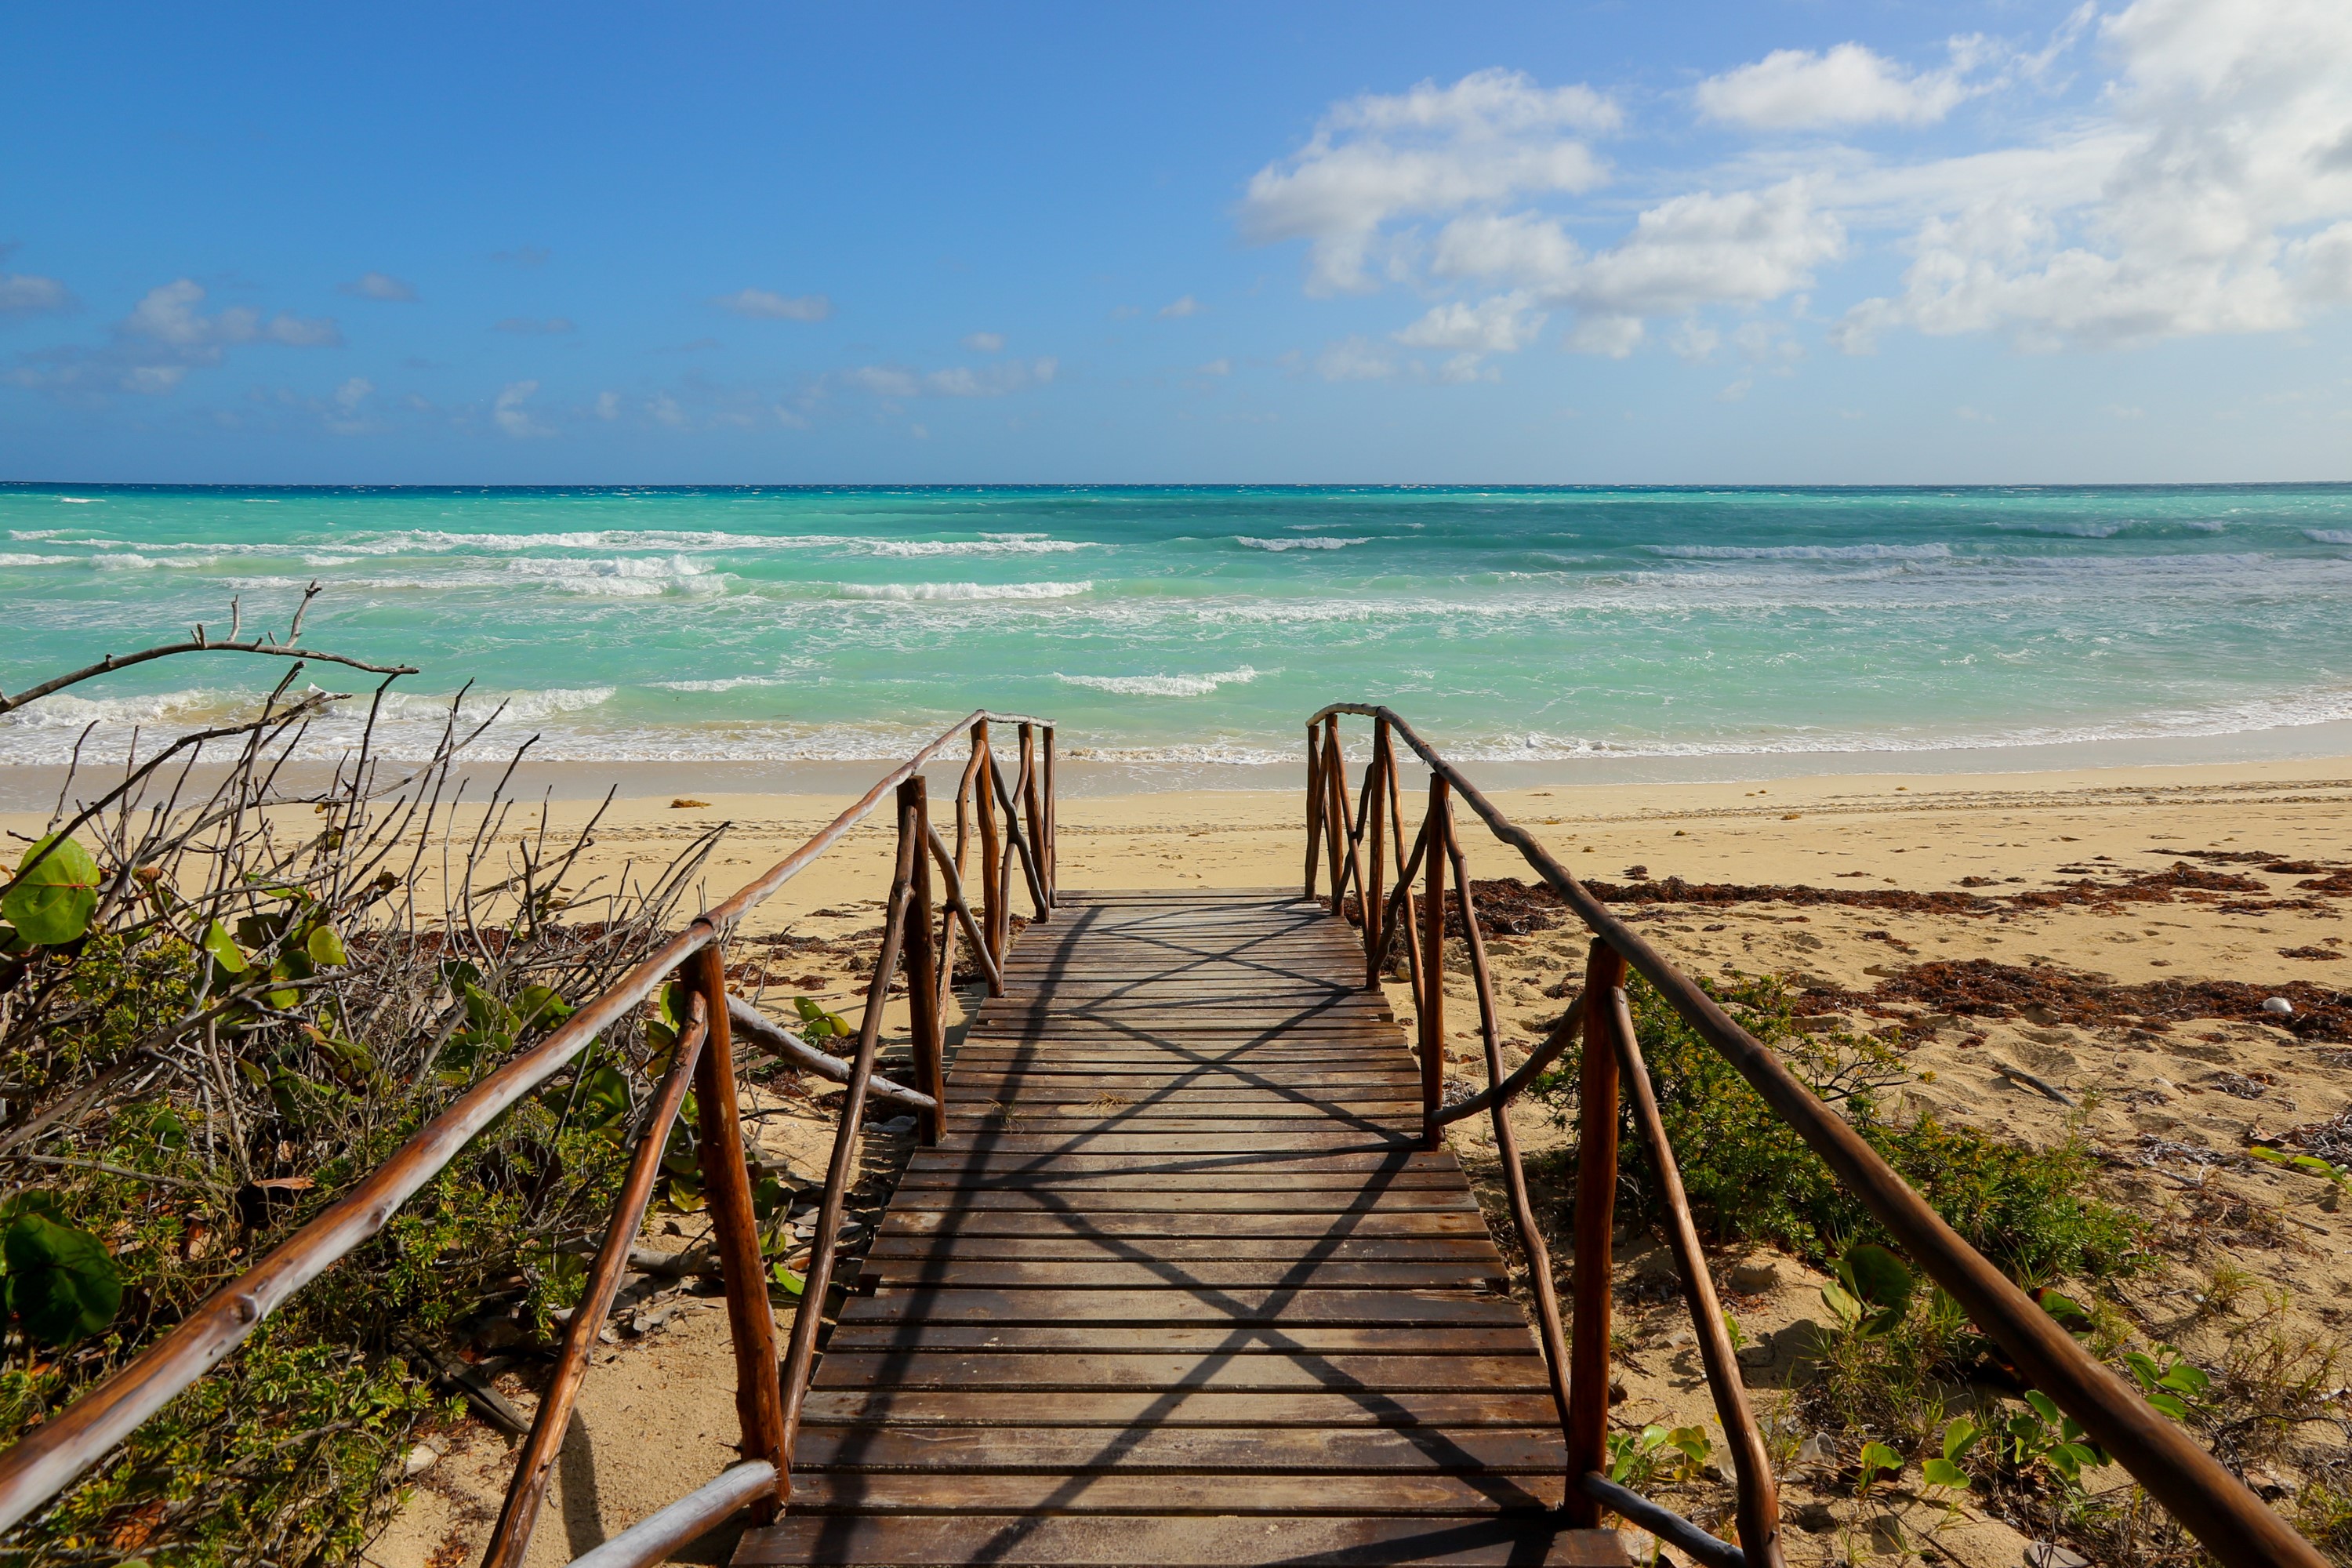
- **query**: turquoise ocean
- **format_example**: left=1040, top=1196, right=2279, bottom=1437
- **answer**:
left=3, top=483, right=2350, bottom=783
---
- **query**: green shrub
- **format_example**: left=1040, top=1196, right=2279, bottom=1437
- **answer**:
left=1535, top=971, right=2144, bottom=1283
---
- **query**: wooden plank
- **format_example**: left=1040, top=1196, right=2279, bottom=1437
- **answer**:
left=863, top=1236, right=1504, bottom=1263
left=927, top=1133, right=1418, bottom=1154
left=751, top=1471, right=1566, bottom=1513
left=880, top=1211, right=1490, bottom=1238
left=792, top=1426, right=1566, bottom=1473
left=840, top=1289, right=1530, bottom=1327
left=887, top=1170, right=1471, bottom=1192
left=797, top=1390, right=1563, bottom=1428
left=737, top=1512, right=1629, bottom=1566
left=859, top=1261, right=1508, bottom=1290
left=818, top=1335, right=1552, bottom=1373
left=883, top=1192, right=1479, bottom=1215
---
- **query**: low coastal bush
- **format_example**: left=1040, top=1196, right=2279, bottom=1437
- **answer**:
left=0, top=599, right=717, bottom=1563
left=1534, top=971, right=2145, bottom=1283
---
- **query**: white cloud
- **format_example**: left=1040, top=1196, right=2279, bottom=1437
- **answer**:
left=493, top=317, right=575, bottom=335
left=1564, top=315, right=1643, bottom=358
left=494, top=380, right=552, bottom=437
left=1240, top=68, right=1616, bottom=295
left=334, top=377, right=372, bottom=412
left=648, top=391, right=688, bottom=428
left=122, top=365, right=185, bottom=394
left=1316, top=336, right=1397, bottom=381
left=713, top=288, right=833, bottom=321
left=1198, top=358, right=1232, bottom=375
left=1835, top=0, right=2352, bottom=350
left=962, top=332, right=1006, bottom=352
left=594, top=390, right=620, bottom=420
left=1393, top=292, right=1546, bottom=353
left=339, top=271, right=418, bottom=302
left=1432, top=180, right=1845, bottom=321
left=1160, top=295, right=1202, bottom=318
left=1696, top=40, right=1999, bottom=130
left=125, top=280, right=341, bottom=350
left=844, top=358, right=1055, bottom=401
left=0, top=273, right=71, bottom=314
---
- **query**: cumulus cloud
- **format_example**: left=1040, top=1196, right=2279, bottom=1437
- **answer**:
left=1833, top=0, right=2352, bottom=350
left=1159, top=295, right=1202, bottom=318
left=339, top=271, right=418, bottom=302
left=844, top=358, right=1057, bottom=400
left=126, top=280, right=341, bottom=350
left=962, top=332, right=1006, bottom=352
left=493, top=379, right=552, bottom=437
left=713, top=288, right=833, bottom=321
left=494, top=317, right=575, bottom=335
left=1240, top=68, right=1617, bottom=295
left=1696, top=39, right=2001, bottom=129
left=1, top=271, right=72, bottom=315
left=1316, top=337, right=1399, bottom=381
left=1243, top=67, right=1842, bottom=358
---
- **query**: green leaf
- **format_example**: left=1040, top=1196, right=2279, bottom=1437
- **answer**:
left=1819, top=1279, right=1862, bottom=1329
left=1942, top=1418, right=1981, bottom=1462
left=2146, top=1390, right=2189, bottom=1419
left=577, top=1065, right=631, bottom=1131
left=1858, top=1441, right=1903, bottom=1481
left=1922, top=1457, right=1969, bottom=1489
left=1841, top=1243, right=1915, bottom=1313
left=201, top=920, right=249, bottom=975
left=2, top=1213, right=122, bottom=1345
left=515, top=985, right=573, bottom=1030
left=2159, top=1362, right=2211, bottom=1397
left=305, top=923, right=348, bottom=966
left=1666, top=1426, right=1711, bottom=1466
left=2024, top=1390, right=2063, bottom=1426
left=2251, top=1145, right=2291, bottom=1166
left=2, top=835, right=99, bottom=947
left=768, top=1260, right=805, bottom=1297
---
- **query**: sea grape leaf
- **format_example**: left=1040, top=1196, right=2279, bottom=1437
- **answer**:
left=201, top=920, right=249, bottom=975
left=2, top=835, right=99, bottom=947
left=305, top=924, right=348, bottom=967
left=3, top=1212, right=122, bottom=1345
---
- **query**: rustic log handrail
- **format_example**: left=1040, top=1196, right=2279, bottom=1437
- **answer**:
left=0, top=708, right=1057, bottom=1561
left=1305, top=702, right=2325, bottom=1568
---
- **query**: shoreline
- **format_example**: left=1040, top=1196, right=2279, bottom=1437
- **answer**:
left=2, top=731, right=2347, bottom=811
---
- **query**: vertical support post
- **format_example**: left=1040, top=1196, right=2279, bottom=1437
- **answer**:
left=1364, top=727, right=1388, bottom=989
left=902, top=778, right=944, bottom=1146
left=1302, top=723, right=1324, bottom=900
left=688, top=938, right=789, bottom=1514
left=1322, top=715, right=1348, bottom=914
left=1562, top=936, right=1627, bottom=1523
left=1020, top=722, right=1048, bottom=916
left=1041, top=724, right=1057, bottom=902
left=972, top=720, right=1003, bottom=967
left=1418, top=775, right=1448, bottom=1149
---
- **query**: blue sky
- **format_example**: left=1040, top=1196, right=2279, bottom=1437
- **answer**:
left=4, top=1, right=2349, bottom=484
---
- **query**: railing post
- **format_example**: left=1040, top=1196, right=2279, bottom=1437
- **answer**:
left=1302, top=722, right=1324, bottom=900
left=1322, top=714, right=1348, bottom=915
left=1418, top=775, right=1447, bottom=1149
left=972, top=720, right=1003, bottom=965
left=1041, top=724, right=1056, bottom=902
left=688, top=937, right=790, bottom=1515
left=1562, top=936, right=1626, bottom=1525
left=1363, top=729, right=1388, bottom=989
left=903, top=778, right=945, bottom=1147
left=1019, top=721, right=1048, bottom=916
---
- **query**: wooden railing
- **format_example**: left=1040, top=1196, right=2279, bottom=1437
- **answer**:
left=1303, top=705, right=2326, bottom=1568
left=0, top=712, right=1058, bottom=1568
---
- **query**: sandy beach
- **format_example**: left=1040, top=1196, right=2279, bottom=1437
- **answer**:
left=149, top=749, right=2327, bottom=1565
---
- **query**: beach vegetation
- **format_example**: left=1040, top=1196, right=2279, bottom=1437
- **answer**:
left=0, top=595, right=721, bottom=1563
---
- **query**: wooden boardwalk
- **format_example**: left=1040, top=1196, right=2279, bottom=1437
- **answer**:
left=736, top=890, right=1627, bottom=1566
